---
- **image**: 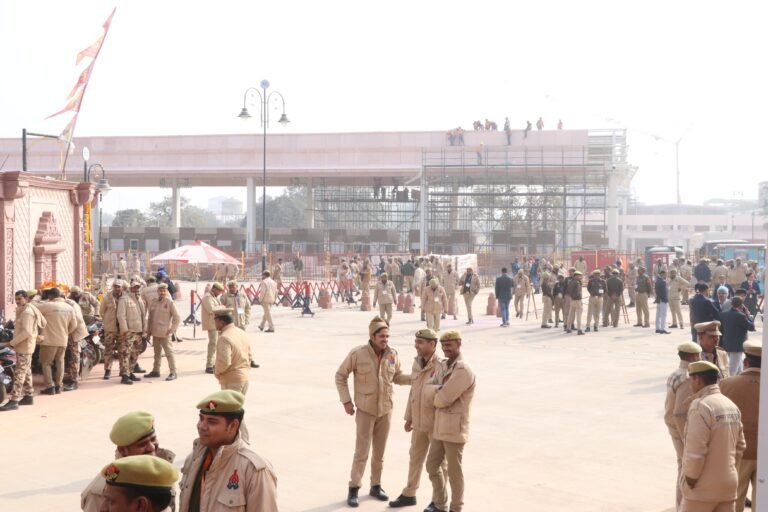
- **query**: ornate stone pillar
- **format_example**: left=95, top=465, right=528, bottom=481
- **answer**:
left=71, top=183, right=95, bottom=287
left=0, top=172, right=27, bottom=317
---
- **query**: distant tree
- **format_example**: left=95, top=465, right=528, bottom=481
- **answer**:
left=146, top=195, right=219, bottom=228
left=251, top=187, right=308, bottom=228
left=112, top=209, right=148, bottom=227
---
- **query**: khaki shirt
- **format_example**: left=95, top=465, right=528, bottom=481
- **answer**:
left=422, top=286, right=447, bottom=314
left=727, top=265, right=747, bottom=287
left=147, top=297, right=181, bottom=338
left=373, top=281, right=397, bottom=306
left=257, top=277, right=278, bottom=305
left=179, top=435, right=278, bottom=512
left=574, top=260, right=587, bottom=274
left=142, top=283, right=159, bottom=307
left=459, top=273, right=480, bottom=297
left=81, top=448, right=176, bottom=512
left=682, top=384, right=745, bottom=503
left=99, top=293, right=122, bottom=334
left=668, top=276, right=690, bottom=301
left=215, top=324, right=251, bottom=385
left=64, top=298, right=89, bottom=341
left=201, top=292, right=222, bottom=332
left=272, top=263, right=282, bottom=281
left=702, top=347, right=730, bottom=379
left=443, top=271, right=459, bottom=295
left=711, top=265, right=728, bottom=285
left=76, top=292, right=101, bottom=319
left=664, top=360, right=690, bottom=440
left=221, top=292, right=251, bottom=329
left=10, top=303, right=45, bottom=354
left=36, top=298, right=78, bottom=347
left=335, top=343, right=409, bottom=417
left=720, top=367, right=760, bottom=460
left=117, top=293, right=146, bottom=334
left=404, top=352, right=442, bottom=433
left=514, top=274, right=531, bottom=296
left=432, top=353, right=476, bottom=444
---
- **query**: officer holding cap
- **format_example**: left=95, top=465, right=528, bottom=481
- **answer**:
left=100, top=455, right=178, bottom=512
left=720, top=341, right=762, bottom=512
left=178, top=390, right=278, bottom=512
left=81, top=411, right=176, bottom=512
left=390, top=328, right=444, bottom=508
left=695, top=321, right=730, bottom=378
left=664, top=341, right=702, bottom=509
left=680, top=361, right=745, bottom=511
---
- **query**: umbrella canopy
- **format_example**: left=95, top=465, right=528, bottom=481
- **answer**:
left=150, top=240, right=241, bottom=266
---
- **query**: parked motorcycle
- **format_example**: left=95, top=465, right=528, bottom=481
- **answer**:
left=0, top=341, right=17, bottom=404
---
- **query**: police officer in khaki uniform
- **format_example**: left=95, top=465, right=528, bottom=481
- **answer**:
left=178, top=390, right=278, bottom=512
left=585, top=269, right=605, bottom=332
left=62, top=290, right=90, bottom=390
left=257, top=270, right=278, bottom=333
left=664, top=341, right=702, bottom=509
left=335, top=316, right=410, bottom=507
left=35, top=287, right=78, bottom=395
left=98, top=455, right=178, bottom=512
left=695, top=321, right=730, bottom=378
left=634, top=267, right=652, bottom=328
left=221, top=280, right=251, bottom=331
left=668, top=268, right=690, bottom=329
left=373, top=273, right=397, bottom=324
left=513, top=269, right=530, bottom=319
left=142, top=276, right=160, bottom=308
left=565, top=271, right=584, bottom=335
left=423, top=279, right=448, bottom=331
left=442, top=264, right=459, bottom=320
left=213, top=309, right=252, bottom=394
left=425, top=329, right=476, bottom=512
left=720, top=341, right=761, bottom=512
left=0, top=291, right=45, bottom=411
left=201, top=282, right=224, bottom=374
left=680, top=361, right=745, bottom=512
left=100, top=281, right=124, bottom=381
left=459, top=268, right=480, bottom=325
left=117, top=282, right=147, bottom=385
left=69, top=285, right=100, bottom=325
left=389, top=329, right=445, bottom=509
left=144, top=284, right=181, bottom=381
left=81, top=411, right=177, bottom=512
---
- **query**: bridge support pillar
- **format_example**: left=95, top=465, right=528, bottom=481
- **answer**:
left=246, top=176, right=257, bottom=253
left=307, top=179, right=315, bottom=228
left=171, top=184, right=181, bottom=228
left=607, top=173, right=618, bottom=249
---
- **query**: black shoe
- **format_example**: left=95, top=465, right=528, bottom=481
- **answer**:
left=594, top=326, right=599, bottom=332
left=424, top=503, right=446, bottom=512
left=669, top=324, right=678, bottom=328
left=120, top=375, right=134, bottom=385
left=541, top=325, right=551, bottom=328
left=103, top=369, right=112, bottom=380
left=465, top=321, right=471, bottom=325
left=0, top=400, right=19, bottom=411
left=133, top=363, right=146, bottom=373
left=746, top=497, right=752, bottom=508
left=41, top=387, right=56, bottom=395
left=165, top=372, right=177, bottom=381
left=258, top=326, right=264, bottom=332
left=347, top=487, right=360, bottom=508
left=250, top=361, right=260, bottom=368
left=63, top=382, right=77, bottom=392
left=205, top=367, right=214, bottom=374
left=54, top=386, right=61, bottom=394
left=145, top=371, right=161, bottom=378
left=661, top=330, right=671, bottom=334
left=18, top=395, right=33, bottom=406
left=265, top=328, right=275, bottom=333
left=370, top=485, right=389, bottom=501
left=633, top=324, right=643, bottom=327
left=129, top=373, right=141, bottom=381
left=577, top=330, right=585, bottom=335
left=441, top=314, right=446, bottom=319
left=389, top=494, right=417, bottom=507
left=585, top=327, right=591, bottom=332
left=566, top=329, right=572, bottom=334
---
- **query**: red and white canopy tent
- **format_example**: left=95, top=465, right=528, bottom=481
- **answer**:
left=150, top=240, right=240, bottom=266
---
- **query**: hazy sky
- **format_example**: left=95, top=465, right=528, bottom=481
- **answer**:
left=1, top=0, right=765, bottom=214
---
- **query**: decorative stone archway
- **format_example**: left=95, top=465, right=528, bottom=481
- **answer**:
left=33, top=211, right=64, bottom=287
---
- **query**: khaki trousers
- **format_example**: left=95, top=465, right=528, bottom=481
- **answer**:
left=671, top=435, right=684, bottom=509
left=446, top=292, right=457, bottom=316
left=260, top=302, right=274, bottom=330
left=541, top=296, right=552, bottom=326
left=65, top=336, right=81, bottom=381
left=636, top=292, right=650, bottom=326
left=566, top=299, right=583, bottom=331
left=736, top=459, right=756, bottom=512
left=151, top=336, right=176, bottom=373
left=587, top=296, right=602, bottom=327
left=463, top=293, right=476, bottom=321
left=680, top=499, right=736, bottom=512
left=9, top=353, right=33, bottom=401
left=221, top=381, right=249, bottom=395
left=601, top=294, right=611, bottom=324
left=606, top=297, right=621, bottom=327
left=553, top=296, right=563, bottom=324
left=513, top=293, right=525, bottom=315
left=378, top=303, right=393, bottom=324
left=628, top=285, right=636, bottom=304
left=349, top=409, right=392, bottom=488
left=206, top=330, right=218, bottom=368
left=402, top=430, right=444, bottom=497
left=670, top=298, right=684, bottom=326
left=39, top=345, right=65, bottom=388
left=426, top=312, right=441, bottom=331
left=126, top=332, right=143, bottom=371
left=682, top=287, right=690, bottom=304
left=426, top=439, right=465, bottom=512
left=563, top=296, right=572, bottom=326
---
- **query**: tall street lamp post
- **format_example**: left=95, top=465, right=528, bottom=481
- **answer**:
left=238, top=80, right=289, bottom=272
left=82, top=150, right=111, bottom=282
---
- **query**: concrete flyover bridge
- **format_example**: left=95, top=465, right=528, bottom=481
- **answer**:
left=0, top=128, right=635, bottom=254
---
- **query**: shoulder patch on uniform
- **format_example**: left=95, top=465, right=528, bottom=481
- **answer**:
left=238, top=448, right=269, bottom=470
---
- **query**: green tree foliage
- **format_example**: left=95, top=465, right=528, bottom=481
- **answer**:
left=111, top=209, right=148, bottom=227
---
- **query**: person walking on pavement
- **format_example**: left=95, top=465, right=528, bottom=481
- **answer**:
left=720, top=341, right=762, bottom=512
left=373, top=273, right=398, bottom=325
left=257, top=270, right=278, bottom=333
left=459, top=268, right=480, bottom=325
left=512, top=269, right=530, bottom=319
left=0, top=291, right=45, bottom=411
left=680, top=361, right=745, bottom=512
left=144, top=283, right=180, bottom=381
left=443, top=264, right=459, bottom=320
left=389, top=328, right=445, bottom=509
left=425, top=329, right=476, bottom=512
left=423, top=279, right=448, bottom=331
left=335, top=316, right=410, bottom=507
left=663, top=341, right=702, bottom=509
left=494, top=268, right=513, bottom=327
left=201, top=282, right=224, bottom=374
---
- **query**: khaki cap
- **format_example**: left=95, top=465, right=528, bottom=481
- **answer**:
left=380, top=272, right=388, bottom=278
left=591, top=269, right=601, bottom=275
left=611, top=269, right=619, bottom=275
left=211, top=282, right=225, bottom=291
left=213, top=307, right=234, bottom=318
left=112, top=280, right=124, bottom=288
left=744, top=341, right=762, bottom=357
left=429, top=278, right=438, bottom=286
left=688, top=361, right=720, bottom=375
left=415, top=328, right=438, bottom=341
left=226, top=280, right=238, bottom=287
left=694, top=321, right=722, bottom=336
left=26, top=289, right=38, bottom=298
left=369, top=315, right=389, bottom=337
left=197, top=390, right=245, bottom=415
left=109, top=411, right=155, bottom=447
left=573, top=271, right=583, bottom=276
left=70, top=286, right=81, bottom=293
left=102, top=454, right=178, bottom=491
left=677, top=341, right=702, bottom=354
left=440, top=329, right=462, bottom=342
left=157, top=283, right=169, bottom=289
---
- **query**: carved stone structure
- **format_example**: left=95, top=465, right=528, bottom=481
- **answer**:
left=0, top=171, right=93, bottom=318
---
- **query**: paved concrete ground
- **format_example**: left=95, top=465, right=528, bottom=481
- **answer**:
left=2, top=285, right=757, bottom=511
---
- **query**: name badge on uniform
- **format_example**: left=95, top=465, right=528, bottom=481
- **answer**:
left=382, top=290, right=388, bottom=296
left=465, top=283, right=470, bottom=288
left=557, top=293, right=562, bottom=298
left=237, top=308, right=244, bottom=315
left=598, top=288, right=604, bottom=294
left=516, top=285, right=522, bottom=289
left=434, top=296, right=440, bottom=303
